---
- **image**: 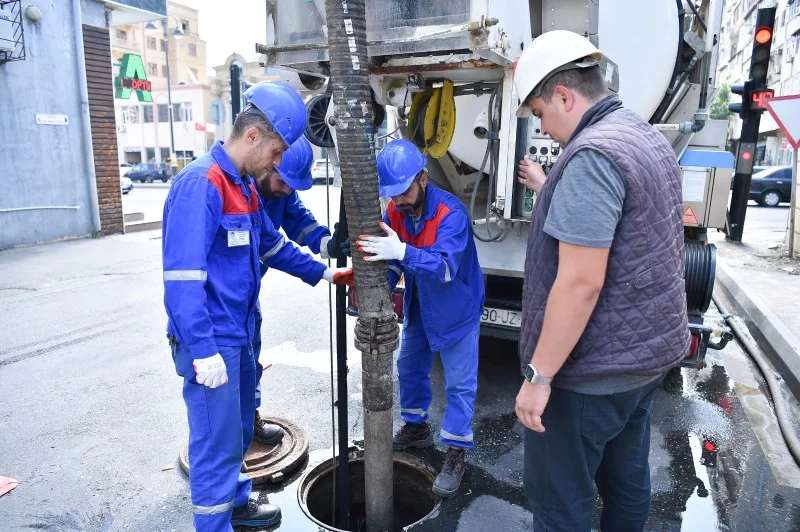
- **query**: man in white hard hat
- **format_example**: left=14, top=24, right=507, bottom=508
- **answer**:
left=513, top=30, right=688, bottom=530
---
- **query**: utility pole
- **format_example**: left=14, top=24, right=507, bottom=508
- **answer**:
left=727, top=7, right=776, bottom=242
left=324, top=0, right=399, bottom=530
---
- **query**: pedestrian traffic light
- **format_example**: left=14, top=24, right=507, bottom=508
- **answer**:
left=735, top=141, right=756, bottom=175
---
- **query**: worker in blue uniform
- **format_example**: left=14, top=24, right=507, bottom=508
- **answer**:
left=356, top=139, right=485, bottom=497
left=250, top=136, right=349, bottom=445
left=162, top=81, right=354, bottom=532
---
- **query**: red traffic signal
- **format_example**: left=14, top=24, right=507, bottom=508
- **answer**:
left=755, top=27, right=772, bottom=44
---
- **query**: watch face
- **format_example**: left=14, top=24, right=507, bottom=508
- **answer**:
left=524, top=365, right=535, bottom=380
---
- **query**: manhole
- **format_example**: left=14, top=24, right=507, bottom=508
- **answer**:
left=298, top=450, right=440, bottom=531
left=179, top=415, right=308, bottom=485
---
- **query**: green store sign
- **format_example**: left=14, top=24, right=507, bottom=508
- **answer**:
left=114, top=53, right=153, bottom=102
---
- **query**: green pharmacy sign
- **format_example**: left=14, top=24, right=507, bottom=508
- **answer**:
left=114, top=53, right=153, bottom=102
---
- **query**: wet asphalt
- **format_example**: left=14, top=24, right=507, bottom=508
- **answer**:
left=1, top=186, right=799, bottom=531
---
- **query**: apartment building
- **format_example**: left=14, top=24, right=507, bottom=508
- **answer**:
left=111, top=1, right=213, bottom=167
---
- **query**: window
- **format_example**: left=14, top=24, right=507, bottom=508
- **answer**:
left=188, top=43, right=197, bottom=56
left=158, top=104, right=170, bottom=123
left=145, top=148, right=156, bottom=162
left=181, top=19, right=190, bottom=33
left=183, top=102, right=193, bottom=122
left=161, top=65, right=168, bottom=78
left=115, top=29, right=127, bottom=40
left=143, top=105, right=154, bottom=123
left=161, top=39, right=167, bottom=52
left=190, top=67, right=199, bottom=79
left=147, top=37, right=156, bottom=49
left=148, top=62, right=158, bottom=76
left=160, top=147, right=171, bottom=162
left=121, top=106, right=140, bottom=125
left=172, top=103, right=184, bottom=122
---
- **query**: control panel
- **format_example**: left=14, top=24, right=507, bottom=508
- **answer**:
left=512, top=117, right=561, bottom=219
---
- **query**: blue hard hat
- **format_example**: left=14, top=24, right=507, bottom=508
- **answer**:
left=275, top=136, right=314, bottom=191
left=243, top=81, right=307, bottom=146
left=376, top=139, right=426, bottom=197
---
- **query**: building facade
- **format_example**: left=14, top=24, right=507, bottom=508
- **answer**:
left=0, top=0, right=166, bottom=248
left=111, top=1, right=211, bottom=168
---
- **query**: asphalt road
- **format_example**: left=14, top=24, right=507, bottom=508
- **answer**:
left=1, top=185, right=799, bottom=531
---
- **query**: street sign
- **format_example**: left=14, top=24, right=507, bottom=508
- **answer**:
left=35, top=114, right=68, bottom=126
left=765, top=94, right=800, bottom=149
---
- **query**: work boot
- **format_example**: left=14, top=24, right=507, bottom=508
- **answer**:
left=432, top=447, right=467, bottom=498
left=230, top=499, right=281, bottom=528
left=253, top=410, right=284, bottom=446
left=392, top=421, right=433, bottom=451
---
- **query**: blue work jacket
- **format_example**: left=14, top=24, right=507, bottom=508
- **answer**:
left=162, top=142, right=326, bottom=366
left=259, top=191, right=330, bottom=278
left=385, top=184, right=485, bottom=351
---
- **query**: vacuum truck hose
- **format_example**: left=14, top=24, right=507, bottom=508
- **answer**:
left=712, top=293, right=800, bottom=467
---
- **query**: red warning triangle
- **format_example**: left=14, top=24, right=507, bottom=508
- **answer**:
left=683, top=207, right=699, bottom=225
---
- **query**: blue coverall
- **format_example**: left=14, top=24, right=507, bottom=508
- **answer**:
left=253, top=191, right=331, bottom=408
left=162, top=142, right=327, bottom=531
left=385, top=184, right=485, bottom=448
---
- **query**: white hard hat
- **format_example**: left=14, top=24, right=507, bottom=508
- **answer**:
left=514, top=30, right=604, bottom=117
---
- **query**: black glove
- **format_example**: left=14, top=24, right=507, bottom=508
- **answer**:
left=327, top=223, right=352, bottom=260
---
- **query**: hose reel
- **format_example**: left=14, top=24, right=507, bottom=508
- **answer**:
left=408, top=80, right=456, bottom=158
left=685, top=242, right=716, bottom=314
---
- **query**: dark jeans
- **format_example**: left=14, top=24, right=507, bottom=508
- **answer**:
left=523, top=376, right=664, bottom=532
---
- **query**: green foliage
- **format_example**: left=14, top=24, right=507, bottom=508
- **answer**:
left=710, top=84, right=733, bottom=120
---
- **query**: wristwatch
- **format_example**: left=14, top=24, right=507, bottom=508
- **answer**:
left=524, top=363, right=553, bottom=385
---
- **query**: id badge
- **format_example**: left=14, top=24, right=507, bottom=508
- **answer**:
left=228, top=230, right=250, bottom=247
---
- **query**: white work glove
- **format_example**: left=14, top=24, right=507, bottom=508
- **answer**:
left=323, top=267, right=355, bottom=286
left=193, top=353, right=228, bottom=388
left=357, top=222, right=407, bottom=262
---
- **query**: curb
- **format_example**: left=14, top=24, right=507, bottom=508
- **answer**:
left=715, top=259, right=800, bottom=399
left=124, top=220, right=162, bottom=233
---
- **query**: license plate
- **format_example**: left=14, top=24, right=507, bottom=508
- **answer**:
left=481, top=307, right=521, bottom=329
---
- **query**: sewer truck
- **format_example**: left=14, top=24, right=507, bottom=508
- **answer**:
left=260, top=0, right=734, bottom=369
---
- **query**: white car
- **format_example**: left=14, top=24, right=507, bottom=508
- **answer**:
left=121, top=175, right=133, bottom=195
left=310, top=159, right=334, bottom=185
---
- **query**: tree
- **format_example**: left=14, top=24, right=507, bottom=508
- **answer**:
left=710, top=84, right=733, bottom=120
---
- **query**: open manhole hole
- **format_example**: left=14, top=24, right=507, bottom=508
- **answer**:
left=298, top=450, right=440, bottom=531
left=179, top=415, right=308, bottom=485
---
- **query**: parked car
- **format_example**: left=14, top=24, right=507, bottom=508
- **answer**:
left=126, top=162, right=169, bottom=183
left=730, top=165, right=770, bottom=190
left=749, top=166, right=792, bottom=207
left=310, top=159, right=335, bottom=185
left=120, top=175, right=133, bottom=195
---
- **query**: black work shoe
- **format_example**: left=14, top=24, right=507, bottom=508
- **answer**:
left=392, top=422, right=434, bottom=451
left=230, top=499, right=281, bottom=528
left=253, top=410, right=284, bottom=446
left=432, top=447, right=467, bottom=498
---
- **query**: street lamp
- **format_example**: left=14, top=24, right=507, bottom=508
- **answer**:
left=145, top=18, right=184, bottom=175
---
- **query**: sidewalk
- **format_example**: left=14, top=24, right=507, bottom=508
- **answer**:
left=711, top=229, right=800, bottom=397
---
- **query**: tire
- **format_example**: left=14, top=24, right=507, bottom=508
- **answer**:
left=761, top=190, right=781, bottom=207
left=145, top=176, right=153, bottom=183
left=161, top=177, right=168, bottom=183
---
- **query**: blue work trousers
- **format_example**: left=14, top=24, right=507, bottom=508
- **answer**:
left=523, top=376, right=665, bottom=531
left=176, top=344, right=256, bottom=531
left=397, top=320, right=480, bottom=448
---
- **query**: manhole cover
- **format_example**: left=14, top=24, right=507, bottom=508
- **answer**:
left=179, top=415, right=309, bottom=485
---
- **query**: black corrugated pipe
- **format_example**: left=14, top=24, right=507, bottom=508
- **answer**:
left=324, top=1, right=400, bottom=530
left=685, top=242, right=716, bottom=314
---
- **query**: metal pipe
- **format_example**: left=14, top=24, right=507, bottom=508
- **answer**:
left=335, top=193, right=351, bottom=529
left=324, top=1, right=400, bottom=529
left=71, top=0, right=101, bottom=234
left=163, top=21, right=176, bottom=172
left=789, top=148, right=798, bottom=257
left=0, top=206, right=80, bottom=213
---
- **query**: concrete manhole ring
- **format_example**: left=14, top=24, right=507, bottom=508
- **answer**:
left=179, top=414, right=309, bottom=485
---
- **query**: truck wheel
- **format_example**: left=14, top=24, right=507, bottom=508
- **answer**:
left=761, top=190, right=781, bottom=207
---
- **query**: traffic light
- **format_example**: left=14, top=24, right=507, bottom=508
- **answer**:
left=749, top=20, right=774, bottom=87
left=729, top=81, right=752, bottom=120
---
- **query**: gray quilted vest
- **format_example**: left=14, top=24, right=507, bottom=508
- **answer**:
left=519, top=99, right=689, bottom=380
